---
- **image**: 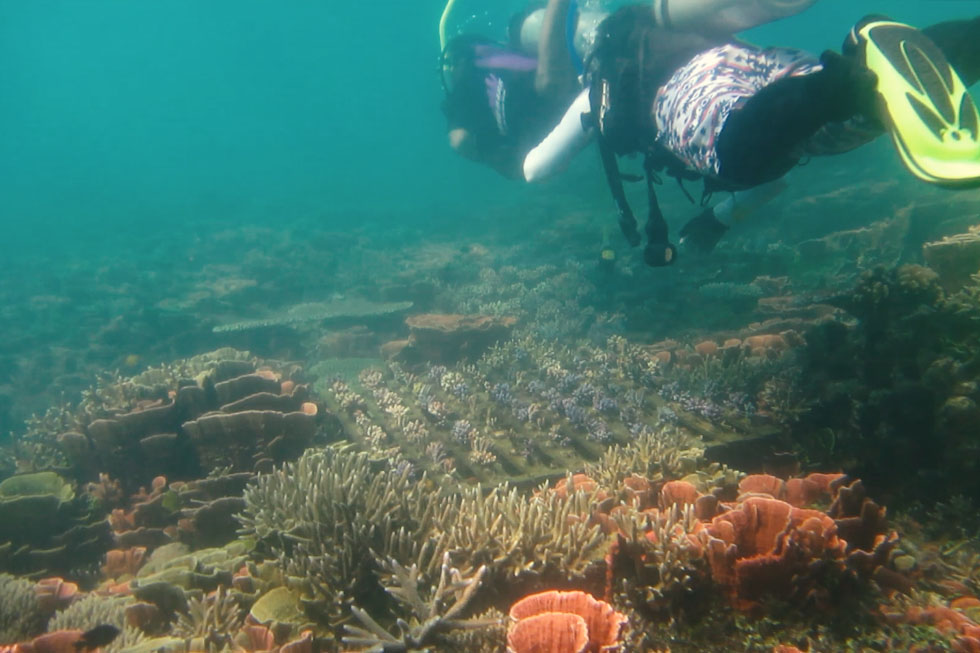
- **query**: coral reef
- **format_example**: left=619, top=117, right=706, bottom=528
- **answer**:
left=506, top=590, right=627, bottom=653
left=240, top=445, right=615, bottom=644
left=235, top=420, right=933, bottom=652
left=0, top=472, right=111, bottom=578
left=394, top=313, right=518, bottom=364
left=0, top=629, right=84, bottom=653
left=172, top=586, right=243, bottom=645
left=343, top=554, right=488, bottom=652
left=106, top=472, right=250, bottom=556
left=319, top=332, right=764, bottom=486
left=238, top=446, right=436, bottom=632
left=0, top=574, right=45, bottom=643
left=47, top=595, right=143, bottom=653
left=26, top=350, right=326, bottom=491
left=432, top=262, right=599, bottom=343
left=8, top=198, right=980, bottom=653
left=445, top=480, right=609, bottom=585
left=797, top=265, right=980, bottom=507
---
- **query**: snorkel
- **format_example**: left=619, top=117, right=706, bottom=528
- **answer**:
left=439, top=0, right=457, bottom=51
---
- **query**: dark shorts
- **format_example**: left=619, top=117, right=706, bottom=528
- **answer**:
left=653, top=43, right=822, bottom=176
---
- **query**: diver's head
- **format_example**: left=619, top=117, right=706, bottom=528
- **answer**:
left=440, top=35, right=484, bottom=96
left=590, top=5, right=659, bottom=64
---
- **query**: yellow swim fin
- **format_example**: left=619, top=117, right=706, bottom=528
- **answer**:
left=854, top=19, right=980, bottom=188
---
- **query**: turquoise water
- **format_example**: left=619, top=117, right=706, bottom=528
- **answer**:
left=0, top=0, right=976, bottom=423
left=2, top=0, right=974, bottom=254
left=2, top=3, right=980, bottom=650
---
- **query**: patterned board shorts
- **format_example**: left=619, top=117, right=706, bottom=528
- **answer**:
left=653, top=43, right=823, bottom=177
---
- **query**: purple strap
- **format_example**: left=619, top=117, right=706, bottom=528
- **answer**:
left=473, top=44, right=537, bottom=71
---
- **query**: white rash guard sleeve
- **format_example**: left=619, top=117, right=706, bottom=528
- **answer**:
left=523, top=89, right=593, bottom=182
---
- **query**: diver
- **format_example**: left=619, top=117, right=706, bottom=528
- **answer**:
left=440, top=0, right=581, bottom=178
left=440, top=0, right=821, bottom=178
left=523, top=10, right=980, bottom=265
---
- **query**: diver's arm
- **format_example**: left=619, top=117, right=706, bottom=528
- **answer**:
left=653, top=0, right=818, bottom=33
left=536, top=0, right=578, bottom=98
left=519, top=0, right=818, bottom=66
left=523, top=89, right=592, bottom=182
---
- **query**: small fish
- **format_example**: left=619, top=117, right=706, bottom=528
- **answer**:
left=73, top=625, right=120, bottom=651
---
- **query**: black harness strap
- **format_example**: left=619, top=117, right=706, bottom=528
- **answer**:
left=642, top=153, right=677, bottom=266
left=596, top=123, right=642, bottom=247
left=643, top=154, right=667, bottom=245
left=585, top=13, right=683, bottom=266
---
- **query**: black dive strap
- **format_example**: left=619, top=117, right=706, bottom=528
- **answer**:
left=596, top=127, right=642, bottom=247
left=589, top=77, right=676, bottom=266
left=642, top=154, right=676, bottom=267
left=594, top=129, right=676, bottom=266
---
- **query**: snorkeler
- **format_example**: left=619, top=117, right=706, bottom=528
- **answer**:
left=523, top=9, right=980, bottom=265
left=440, top=0, right=821, bottom=178
left=440, top=0, right=580, bottom=178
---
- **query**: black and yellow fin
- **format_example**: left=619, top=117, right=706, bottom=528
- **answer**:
left=855, top=19, right=980, bottom=188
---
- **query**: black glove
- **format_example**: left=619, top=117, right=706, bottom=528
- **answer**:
left=814, top=50, right=879, bottom=122
left=679, top=208, right=729, bottom=254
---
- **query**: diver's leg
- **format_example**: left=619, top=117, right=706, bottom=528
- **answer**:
left=716, top=52, right=876, bottom=187
left=923, top=16, right=980, bottom=86
left=652, top=0, right=818, bottom=34
left=535, top=0, right=578, bottom=98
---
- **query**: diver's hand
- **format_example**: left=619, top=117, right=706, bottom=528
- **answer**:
left=816, top=50, right=879, bottom=121
left=679, top=208, right=728, bottom=254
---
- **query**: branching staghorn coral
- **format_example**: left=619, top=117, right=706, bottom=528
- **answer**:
left=0, top=573, right=45, bottom=643
left=342, top=552, right=489, bottom=653
left=437, top=608, right=507, bottom=652
left=238, top=445, right=444, bottom=632
left=585, top=426, right=705, bottom=493
left=173, top=585, right=243, bottom=648
left=609, top=503, right=712, bottom=618
left=442, top=482, right=608, bottom=581
left=47, top=595, right=144, bottom=653
left=240, top=444, right=618, bottom=645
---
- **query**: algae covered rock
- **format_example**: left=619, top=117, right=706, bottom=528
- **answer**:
left=923, top=226, right=980, bottom=291
left=398, top=313, right=517, bottom=364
